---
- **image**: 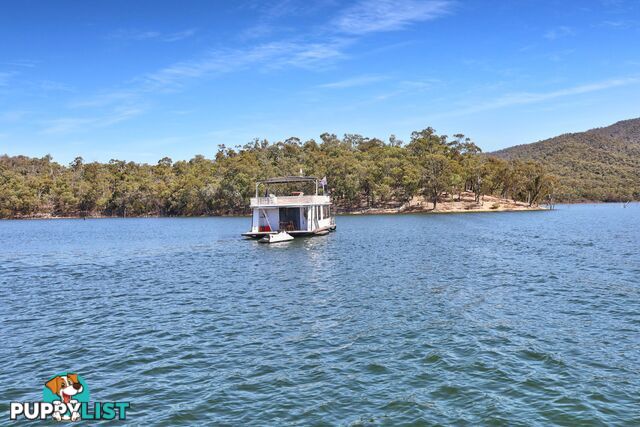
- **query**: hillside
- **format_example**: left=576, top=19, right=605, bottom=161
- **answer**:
left=492, top=118, right=640, bottom=201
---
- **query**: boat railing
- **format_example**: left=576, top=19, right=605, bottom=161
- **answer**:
left=251, top=195, right=330, bottom=206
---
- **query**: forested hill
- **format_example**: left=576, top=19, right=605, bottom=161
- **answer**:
left=492, top=118, right=640, bottom=201
left=0, top=128, right=555, bottom=218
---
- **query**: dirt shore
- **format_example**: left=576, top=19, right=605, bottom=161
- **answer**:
left=344, top=192, right=547, bottom=215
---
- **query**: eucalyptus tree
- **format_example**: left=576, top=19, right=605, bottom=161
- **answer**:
left=420, top=154, right=454, bottom=209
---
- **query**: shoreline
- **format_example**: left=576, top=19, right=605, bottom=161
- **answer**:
left=1, top=208, right=547, bottom=220
left=3, top=200, right=635, bottom=221
left=0, top=206, right=548, bottom=221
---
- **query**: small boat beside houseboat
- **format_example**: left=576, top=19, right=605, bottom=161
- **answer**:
left=242, top=176, right=336, bottom=240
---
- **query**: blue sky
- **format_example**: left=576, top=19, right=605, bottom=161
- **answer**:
left=1, top=0, right=639, bottom=164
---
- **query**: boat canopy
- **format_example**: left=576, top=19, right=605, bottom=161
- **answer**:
left=257, top=176, right=318, bottom=184
left=256, top=176, right=321, bottom=197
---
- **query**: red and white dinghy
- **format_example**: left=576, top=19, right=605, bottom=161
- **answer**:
left=259, top=231, right=294, bottom=243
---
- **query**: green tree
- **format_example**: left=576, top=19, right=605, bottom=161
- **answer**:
left=421, top=154, right=453, bottom=209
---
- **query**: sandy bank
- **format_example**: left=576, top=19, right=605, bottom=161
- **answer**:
left=343, top=192, right=547, bottom=215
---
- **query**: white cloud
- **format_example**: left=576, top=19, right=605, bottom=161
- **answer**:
left=398, top=79, right=440, bottom=90
left=544, top=26, right=576, bottom=40
left=333, top=0, right=453, bottom=35
left=39, top=1, right=452, bottom=135
left=598, top=19, right=639, bottom=29
left=0, top=110, right=28, bottom=122
left=54, top=37, right=346, bottom=131
left=435, top=76, right=640, bottom=118
left=69, top=90, right=137, bottom=109
left=2, top=59, right=38, bottom=68
left=40, top=117, right=94, bottom=135
left=0, top=71, right=15, bottom=86
left=119, top=1, right=452, bottom=92
left=41, top=107, right=144, bottom=135
left=141, top=39, right=349, bottom=89
left=162, top=29, right=198, bottom=42
left=39, top=80, right=74, bottom=92
left=318, top=75, right=387, bottom=89
left=107, top=28, right=197, bottom=42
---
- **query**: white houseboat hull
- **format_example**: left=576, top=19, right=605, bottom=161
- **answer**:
left=242, top=226, right=336, bottom=239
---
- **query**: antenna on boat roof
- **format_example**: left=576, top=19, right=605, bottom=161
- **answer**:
left=299, top=168, right=303, bottom=176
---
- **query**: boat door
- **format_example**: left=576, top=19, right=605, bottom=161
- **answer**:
left=279, top=207, right=301, bottom=231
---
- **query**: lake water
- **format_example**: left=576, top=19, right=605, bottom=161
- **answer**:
left=1, top=204, right=639, bottom=425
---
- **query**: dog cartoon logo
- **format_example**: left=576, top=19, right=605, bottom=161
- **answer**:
left=43, top=373, right=89, bottom=421
left=10, top=372, right=129, bottom=421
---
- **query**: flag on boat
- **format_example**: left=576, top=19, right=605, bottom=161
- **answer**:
left=320, top=176, right=327, bottom=187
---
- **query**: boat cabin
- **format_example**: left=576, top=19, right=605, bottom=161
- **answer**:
left=242, top=176, right=336, bottom=238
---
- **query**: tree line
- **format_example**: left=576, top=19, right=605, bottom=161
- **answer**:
left=0, top=128, right=556, bottom=218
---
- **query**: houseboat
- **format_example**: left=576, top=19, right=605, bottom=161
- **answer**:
left=242, top=176, right=336, bottom=239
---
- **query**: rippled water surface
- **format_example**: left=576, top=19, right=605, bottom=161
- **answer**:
left=1, top=204, right=639, bottom=425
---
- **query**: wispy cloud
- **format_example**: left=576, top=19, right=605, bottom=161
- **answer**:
left=598, top=19, right=639, bottom=29
left=141, top=1, right=454, bottom=91
left=162, top=29, right=198, bottom=42
left=319, top=74, right=388, bottom=89
left=318, top=75, right=388, bottom=89
left=39, top=80, right=74, bottom=92
left=544, top=26, right=576, bottom=40
left=242, top=0, right=338, bottom=22
left=41, top=107, right=144, bottom=135
left=0, top=110, right=28, bottom=122
left=435, top=76, right=640, bottom=118
left=2, top=59, right=38, bottom=68
left=141, top=38, right=349, bottom=89
left=333, top=0, right=453, bottom=35
left=238, top=0, right=337, bottom=41
left=42, top=0, right=453, bottom=135
left=238, top=22, right=283, bottom=41
left=398, top=78, right=440, bottom=90
left=60, top=38, right=347, bottom=132
left=319, top=76, right=440, bottom=114
left=107, top=28, right=197, bottom=42
left=546, top=49, right=575, bottom=62
left=0, top=71, right=15, bottom=86
left=40, top=118, right=94, bottom=135
left=317, top=75, right=438, bottom=96
left=69, top=90, right=137, bottom=109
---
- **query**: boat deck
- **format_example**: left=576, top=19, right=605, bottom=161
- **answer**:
left=242, top=225, right=336, bottom=239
